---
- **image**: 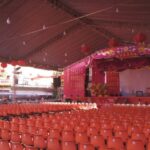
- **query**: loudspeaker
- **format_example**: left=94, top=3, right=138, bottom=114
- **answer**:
left=53, top=77, right=61, bottom=88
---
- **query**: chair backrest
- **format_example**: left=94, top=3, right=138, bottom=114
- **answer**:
left=47, top=138, right=61, bottom=150
left=107, top=137, right=124, bottom=150
left=79, top=143, right=95, bottom=150
left=62, top=141, right=76, bottom=150
left=90, top=135, right=105, bottom=148
left=127, top=139, right=145, bottom=150
left=0, top=140, right=10, bottom=150
left=11, top=143, right=24, bottom=150
left=1, top=129, right=11, bottom=140
left=34, top=135, right=46, bottom=149
left=11, top=132, right=21, bottom=143
left=22, top=133, right=33, bottom=146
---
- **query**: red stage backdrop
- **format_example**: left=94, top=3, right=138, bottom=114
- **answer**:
left=64, top=45, right=150, bottom=100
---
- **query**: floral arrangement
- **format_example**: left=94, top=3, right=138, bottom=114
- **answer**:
left=90, top=83, right=108, bottom=96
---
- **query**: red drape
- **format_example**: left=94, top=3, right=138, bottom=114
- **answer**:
left=64, top=61, right=86, bottom=99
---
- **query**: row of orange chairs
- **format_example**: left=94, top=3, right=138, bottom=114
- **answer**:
left=0, top=106, right=150, bottom=150
left=0, top=103, right=86, bottom=116
left=0, top=105, right=150, bottom=149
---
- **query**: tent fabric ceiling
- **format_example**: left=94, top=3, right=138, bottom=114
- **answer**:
left=0, top=0, right=149, bottom=70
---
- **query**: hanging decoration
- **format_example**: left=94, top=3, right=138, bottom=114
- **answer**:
left=11, top=60, right=26, bottom=66
left=11, top=60, right=18, bottom=66
left=93, top=46, right=150, bottom=60
left=1, top=63, right=7, bottom=68
left=18, top=60, right=25, bottom=66
left=108, top=38, right=119, bottom=48
left=133, top=33, right=146, bottom=44
left=81, top=44, right=90, bottom=55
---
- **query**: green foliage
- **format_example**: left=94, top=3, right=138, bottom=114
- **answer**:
left=90, top=83, right=108, bottom=96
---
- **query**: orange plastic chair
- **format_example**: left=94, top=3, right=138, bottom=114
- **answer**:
left=33, top=135, right=46, bottom=149
left=24, top=147, right=38, bottom=150
left=90, top=135, right=105, bottom=148
left=47, top=138, right=61, bottom=150
left=27, top=126, right=37, bottom=135
left=114, top=124, right=126, bottom=132
left=0, top=120, right=4, bottom=128
left=10, top=123, right=19, bottom=132
left=0, top=140, right=10, bottom=150
left=37, top=128, right=48, bottom=138
left=107, top=137, right=125, bottom=150
left=87, top=127, right=99, bottom=136
left=100, top=148, right=115, bottom=150
left=27, top=120, right=35, bottom=127
left=101, top=123, right=112, bottom=130
left=100, top=129, right=112, bottom=140
left=143, top=127, right=150, bottom=138
left=22, top=133, right=33, bottom=146
left=49, top=129, right=60, bottom=139
left=19, top=119, right=26, bottom=125
left=62, top=131, right=75, bottom=142
left=35, top=121, right=43, bottom=128
left=75, top=132, right=89, bottom=144
left=11, top=118, right=19, bottom=124
left=11, top=132, right=21, bottom=143
left=127, top=139, right=145, bottom=150
left=1, top=129, right=11, bottom=141
left=75, top=126, right=86, bottom=133
left=79, top=143, right=95, bottom=150
left=19, top=124, right=28, bottom=133
left=147, top=142, right=150, bottom=150
left=62, top=141, right=76, bottom=150
left=115, top=130, right=128, bottom=143
left=131, top=132, right=146, bottom=144
left=128, top=126, right=141, bottom=136
left=3, top=121, right=11, bottom=130
left=11, top=143, right=24, bottom=150
left=63, top=125, right=74, bottom=132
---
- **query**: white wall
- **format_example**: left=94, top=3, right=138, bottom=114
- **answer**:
left=119, top=68, right=150, bottom=96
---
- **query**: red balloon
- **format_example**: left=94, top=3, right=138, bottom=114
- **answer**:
left=1, top=63, right=7, bottom=68
left=133, top=33, right=146, bottom=43
left=81, top=44, right=90, bottom=54
left=108, top=38, right=119, bottom=47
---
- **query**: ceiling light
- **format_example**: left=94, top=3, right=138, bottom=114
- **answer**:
left=115, top=8, right=119, bottom=13
left=44, top=51, right=48, bottom=56
left=42, top=25, right=46, bottom=30
left=131, top=28, right=135, bottom=33
left=64, top=52, right=67, bottom=56
left=22, top=41, right=26, bottom=45
left=63, top=31, right=66, bottom=35
left=6, top=18, right=11, bottom=24
left=43, top=58, right=46, bottom=62
left=29, top=59, right=32, bottom=63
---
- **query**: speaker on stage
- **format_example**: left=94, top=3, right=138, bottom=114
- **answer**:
left=53, top=77, right=61, bottom=88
